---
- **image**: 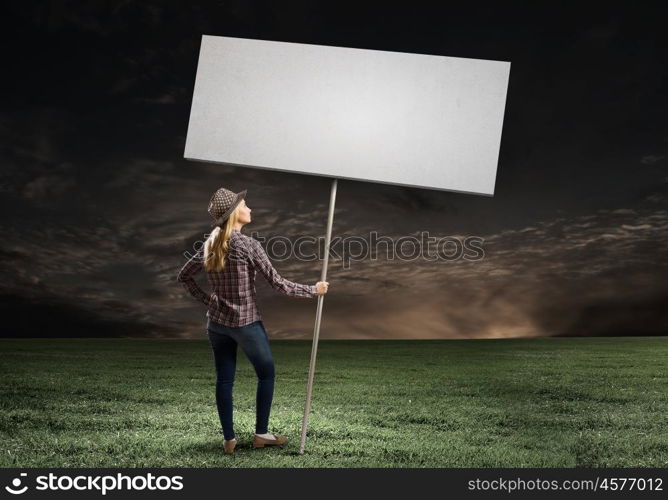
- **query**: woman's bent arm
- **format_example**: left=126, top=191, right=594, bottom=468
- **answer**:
left=176, top=248, right=213, bottom=306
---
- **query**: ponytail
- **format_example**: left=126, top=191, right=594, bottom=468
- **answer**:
left=204, top=207, right=240, bottom=272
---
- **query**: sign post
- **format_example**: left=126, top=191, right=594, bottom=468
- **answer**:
left=299, top=178, right=337, bottom=454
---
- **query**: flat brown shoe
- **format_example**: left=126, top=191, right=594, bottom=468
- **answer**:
left=252, top=434, right=288, bottom=449
left=224, top=438, right=237, bottom=455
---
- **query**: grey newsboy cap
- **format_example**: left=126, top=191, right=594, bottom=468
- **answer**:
left=207, top=187, right=247, bottom=228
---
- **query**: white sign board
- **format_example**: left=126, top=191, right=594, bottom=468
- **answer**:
left=185, top=35, right=510, bottom=196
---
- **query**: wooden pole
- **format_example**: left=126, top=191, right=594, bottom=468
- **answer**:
left=299, top=178, right=337, bottom=454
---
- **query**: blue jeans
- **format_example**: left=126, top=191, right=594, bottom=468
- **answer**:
left=206, top=318, right=276, bottom=440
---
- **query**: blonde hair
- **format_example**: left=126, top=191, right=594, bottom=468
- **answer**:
left=204, top=207, right=240, bottom=272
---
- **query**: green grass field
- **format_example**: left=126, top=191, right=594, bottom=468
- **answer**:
left=1, top=337, right=667, bottom=468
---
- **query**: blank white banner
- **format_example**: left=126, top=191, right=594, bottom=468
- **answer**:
left=185, top=35, right=511, bottom=195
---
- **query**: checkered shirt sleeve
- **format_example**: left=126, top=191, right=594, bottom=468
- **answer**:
left=176, top=248, right=213, bottom=307
left=248, top=238, right=318, bottom=298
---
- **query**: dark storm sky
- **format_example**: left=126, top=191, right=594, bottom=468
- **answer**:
left=1, top=2, right=667, bottom=338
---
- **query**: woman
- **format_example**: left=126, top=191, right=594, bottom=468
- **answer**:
left=177, top=187, right=329, bottom=455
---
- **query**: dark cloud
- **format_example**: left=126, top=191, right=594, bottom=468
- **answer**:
left=641, top=155, right=666, bottom=165
left=0, top=292, right=183, bottom=338
left=1, top=2, right=667, bottom=338
left=550, top=295, right=668, bottom=337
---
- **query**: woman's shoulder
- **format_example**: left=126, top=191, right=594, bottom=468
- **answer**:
left=229, top=231, right=257, bottom=256
left=231, top=230, right=252, bottom=243
left=233, top=231, right=261, bottom=245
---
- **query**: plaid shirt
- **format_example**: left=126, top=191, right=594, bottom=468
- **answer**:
left=177, top=229, right=317, bottom=327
